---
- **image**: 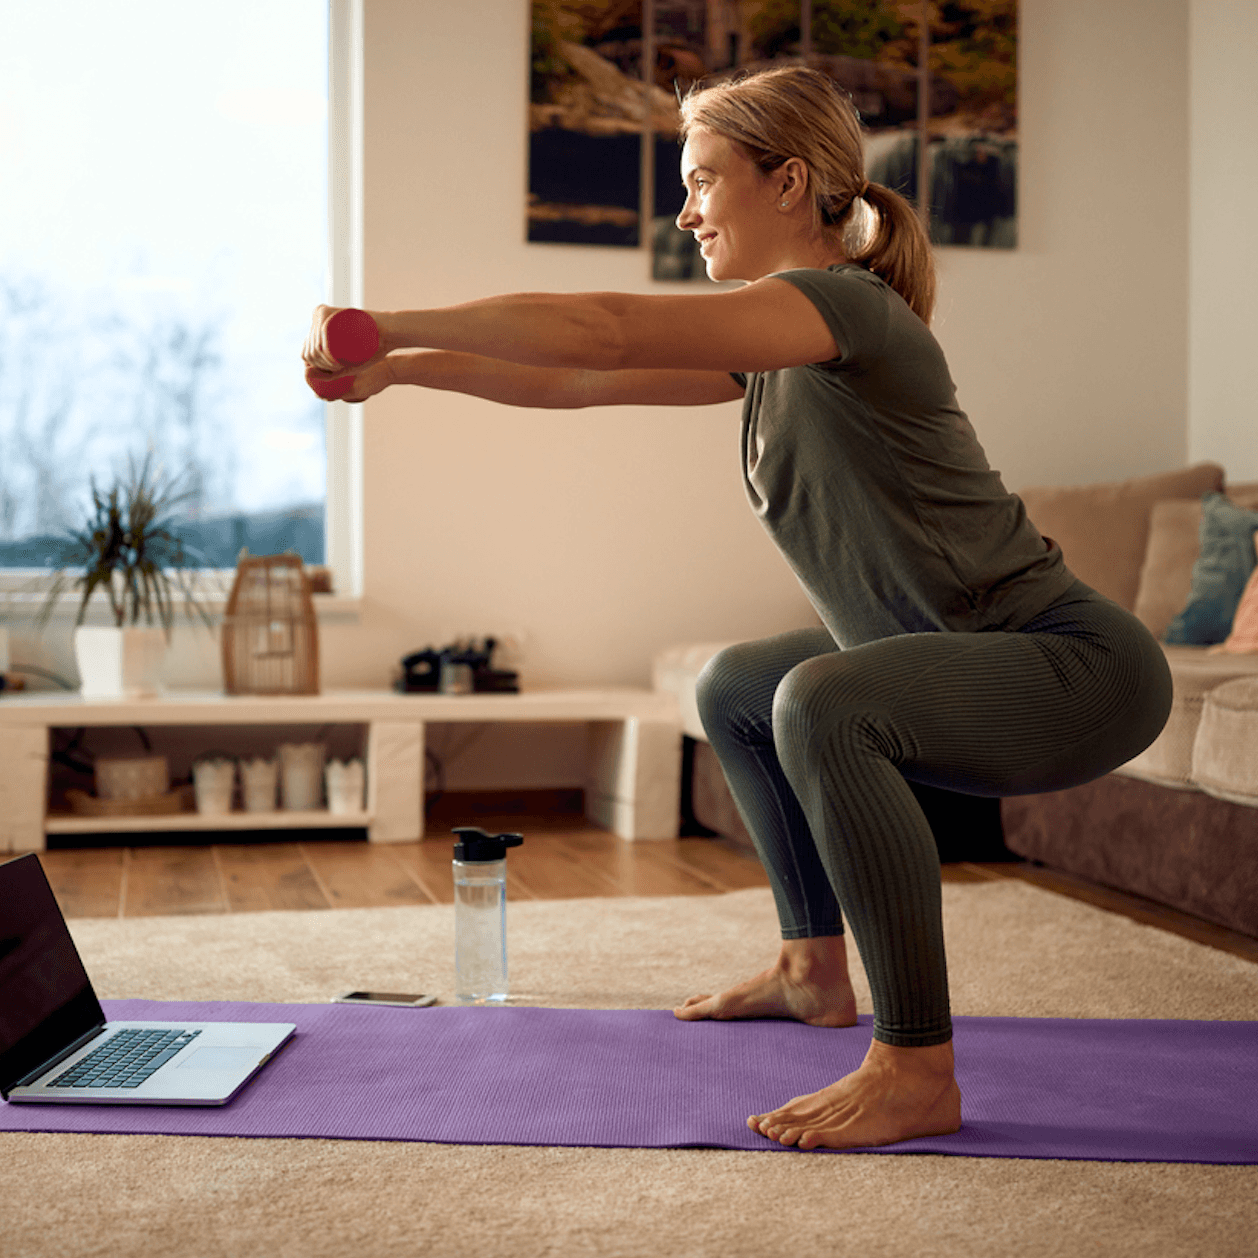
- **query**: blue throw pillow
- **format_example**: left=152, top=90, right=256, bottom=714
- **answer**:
left=1163, top=492, right=1258, bottom=645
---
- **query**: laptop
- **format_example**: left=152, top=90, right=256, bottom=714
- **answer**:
left=0, top=853, right=295, bottom=1106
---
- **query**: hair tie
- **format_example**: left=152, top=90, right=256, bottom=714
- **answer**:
left=842, top=191, right=878, bottom=258
left=860, top=181, right=870, bottom=198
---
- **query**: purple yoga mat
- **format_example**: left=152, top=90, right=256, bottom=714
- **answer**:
left=3, top=1001, right=1255, bottom=1163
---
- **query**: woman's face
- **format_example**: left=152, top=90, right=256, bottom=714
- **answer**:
left=676, top=127, right=786, bottom=283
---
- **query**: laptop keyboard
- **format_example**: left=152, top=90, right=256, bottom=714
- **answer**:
left=47, top=1027, right=203, bottom=1090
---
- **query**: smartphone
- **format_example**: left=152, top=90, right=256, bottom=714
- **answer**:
left=334, top=990, right=437, bottom=1007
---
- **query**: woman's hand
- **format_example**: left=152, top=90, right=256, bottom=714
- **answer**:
left=303, top=305, right=394, bottom=402
left=304, top=354, right=396, bottom=403
left=303, top=304, right=385, bottom=372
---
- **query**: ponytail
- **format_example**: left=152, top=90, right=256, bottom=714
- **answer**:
left=844, top=182, right=936, bottom=325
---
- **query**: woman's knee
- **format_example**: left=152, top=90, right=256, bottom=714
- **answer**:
left=695, top=642, right=770, bottom=741
left=696, top=630, right=835, bottom=743
left=773, top=652, right=863, bottom=726
left=775, top=657, right=852, bottom=753
left=772, top=654, right=898, bottom=772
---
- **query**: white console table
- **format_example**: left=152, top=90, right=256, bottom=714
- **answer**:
left=0, top=688, right=683, bottom=853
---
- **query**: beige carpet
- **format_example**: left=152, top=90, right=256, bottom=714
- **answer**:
left=7, top=880, right=1258, bottom=1258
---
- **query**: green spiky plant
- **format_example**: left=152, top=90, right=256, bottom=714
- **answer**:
left=39, top=454, right=214, bottom=635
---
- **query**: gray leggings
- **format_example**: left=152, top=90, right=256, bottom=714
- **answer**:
left=695, top=581, right=1173, bottom=1048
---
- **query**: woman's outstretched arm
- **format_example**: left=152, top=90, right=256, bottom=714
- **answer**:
left=305, top=278, right=838, bottom=378
left=304, top=348, right=745, bottom=408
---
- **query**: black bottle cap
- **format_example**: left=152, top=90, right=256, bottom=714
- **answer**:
left=452, top=827, right=524, bottom=862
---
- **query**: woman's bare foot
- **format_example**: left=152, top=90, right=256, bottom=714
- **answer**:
left=673, top=937, right=858, bottom=1028
left=748, top=1038, right=961, bottom=1150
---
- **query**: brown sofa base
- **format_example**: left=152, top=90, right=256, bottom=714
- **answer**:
left=1001, top=774, right=1258, bottom=939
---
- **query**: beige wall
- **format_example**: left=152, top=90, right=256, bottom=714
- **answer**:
left=1189, top=0, right=1258, bottom=481
left=314, top=0, right=1196, bottom=789
left=934, top=0, right=1189, bottom=489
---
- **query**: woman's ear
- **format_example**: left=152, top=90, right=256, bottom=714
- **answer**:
left=778, top=157, right=810, bottom=203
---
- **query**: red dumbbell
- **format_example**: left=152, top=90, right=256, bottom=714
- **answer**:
left=325, top=308, right=380, bottom=366
left=310, top=374, right=358, bottom=401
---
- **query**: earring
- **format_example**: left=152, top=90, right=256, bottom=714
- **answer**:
left=780, top=201, right=789, bottom=209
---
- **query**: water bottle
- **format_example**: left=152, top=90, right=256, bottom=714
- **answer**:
left=452, top=827, right=524, bottom=1004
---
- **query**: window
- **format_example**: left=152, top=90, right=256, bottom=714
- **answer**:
left=0, top=0, right=341, bottom=577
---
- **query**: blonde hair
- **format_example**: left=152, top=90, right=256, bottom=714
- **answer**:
left=679, top=66, right=936, bottom=325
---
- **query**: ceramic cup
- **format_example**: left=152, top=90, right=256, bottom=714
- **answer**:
left=279, top=742, right=325, bottom=810
left=192, top=758, right=235, bottom=815
left=325, top=758, right=366, bottom=815
left=240, top=757, right=279, bottom=812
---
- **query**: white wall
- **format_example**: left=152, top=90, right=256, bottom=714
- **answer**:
left=935, top=0, right=1189, bottom=489
left=1188, top=0, right=1258, bottom=482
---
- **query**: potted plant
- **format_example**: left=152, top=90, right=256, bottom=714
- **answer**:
left=39, top=455, right=214, bottom=698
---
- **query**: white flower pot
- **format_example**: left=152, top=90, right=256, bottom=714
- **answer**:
left=325, top=758, right=366, bottom=815
left=193, top=757, right=236, bottom=814
left=279, top=741, right=325, bottom=810
left=241, top=757, right=279, bottom=812
left=74, top=626, right=167, bottom=699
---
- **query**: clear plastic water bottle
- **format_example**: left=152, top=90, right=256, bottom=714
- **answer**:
left=452, top=827, right=523, bottom=1004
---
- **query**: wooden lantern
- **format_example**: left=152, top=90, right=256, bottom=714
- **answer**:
left=221, top=554, right=319, bottom=695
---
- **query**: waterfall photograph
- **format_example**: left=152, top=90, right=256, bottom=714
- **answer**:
left=526, top=1, right=1018, bottom=267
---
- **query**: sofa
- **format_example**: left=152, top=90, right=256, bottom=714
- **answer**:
left=654, top=463, right=1258, bottom=939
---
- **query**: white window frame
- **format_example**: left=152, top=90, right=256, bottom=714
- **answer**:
left=324, top=0, right=365, bottom=603
left=0, top=0, right=363, bottom=614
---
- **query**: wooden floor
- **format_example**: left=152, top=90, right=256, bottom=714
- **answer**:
left=29, top=803, right=1258, bottom=965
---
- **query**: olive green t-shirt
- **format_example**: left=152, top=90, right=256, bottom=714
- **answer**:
left=734, top=264, right=1075, bottom=647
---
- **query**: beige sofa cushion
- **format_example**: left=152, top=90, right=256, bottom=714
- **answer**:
left=1132, top=499, right=1206, bottom=639
left=1016, top=463, right=1224, bottom=611
left=651, top=641, right=735, bottom=742
left=1192, top=677, right=1258, bottom=806
left=1115, top=646, right=1258, bottom=788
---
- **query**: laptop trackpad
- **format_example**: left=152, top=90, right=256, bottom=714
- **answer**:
left=176, top=1046, right=261, bottom=1072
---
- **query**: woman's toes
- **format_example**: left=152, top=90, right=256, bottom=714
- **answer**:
left=672, top=994, right=714, bottom=1020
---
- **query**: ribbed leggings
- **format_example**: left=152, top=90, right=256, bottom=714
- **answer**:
left=695, top=581, right=1173, bottom=1047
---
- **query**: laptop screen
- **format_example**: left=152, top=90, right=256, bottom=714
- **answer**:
left=0, top=855, right=105, bottom=1097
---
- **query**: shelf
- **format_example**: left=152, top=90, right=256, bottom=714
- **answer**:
left=1, top=685, right=681, bottom=850
left=0, top=686, right=681, bottom=727
left=45, top=808, right=372, bottom=835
